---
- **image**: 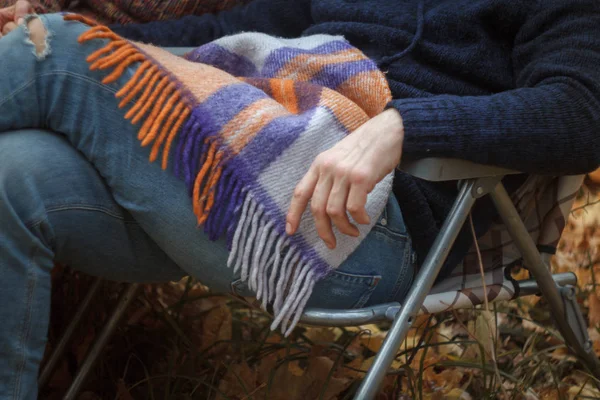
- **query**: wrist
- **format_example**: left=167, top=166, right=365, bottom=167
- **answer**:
left=381, top=108, right=404, bottom=137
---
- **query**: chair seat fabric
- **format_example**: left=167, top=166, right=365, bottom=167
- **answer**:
left=421, top=175, right=583, bottom=313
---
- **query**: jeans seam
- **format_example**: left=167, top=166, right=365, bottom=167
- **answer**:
left=389, top=235, right=414, bottom=302
left=0, top=70, right=118, bottom=108
left=25, top=204, right=133, bottom=230
left=327, top=271, right=382, bottom=284
left=352, top=280, right=379, bottom=308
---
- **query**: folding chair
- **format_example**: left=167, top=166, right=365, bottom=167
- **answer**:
left=39, top=47, right=600, bottom=399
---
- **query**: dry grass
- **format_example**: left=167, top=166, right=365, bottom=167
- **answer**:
left=40, top=185, right=600, bottom=400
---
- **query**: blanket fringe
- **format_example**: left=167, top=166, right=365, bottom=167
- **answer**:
left=65, top=15, right=318, bottom=335
left=227, top=193, right=318, bottom=336
left=64, top=15, right=221, bottom=226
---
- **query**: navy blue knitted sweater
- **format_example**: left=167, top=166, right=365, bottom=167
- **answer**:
left=112, top=0, right=600, bottom=276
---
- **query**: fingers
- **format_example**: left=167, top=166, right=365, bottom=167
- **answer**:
left=2, top=21, right=17, bottom=35
left=286, top=166, right=318, bottom=236
left=347, top=184, right=370, bottom=225
left=0, top=1, right=30, bottom=38
left=346, top=166, right=372, bottom=224
left=14, top=1, right=32, bottom=22
left=310, top=174, right=336, bottom=248
left=287, top=154, right=371, bottom=249
left=326, top=175, right=359, bottom=237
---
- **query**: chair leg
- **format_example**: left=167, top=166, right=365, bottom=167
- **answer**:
left=354, top=177, right=496, bottom=399
left=39, top=278, right=104, bottom=388
left=491, top=183, right=600, bottom=379
left=63, top=282, right=141, bottom=400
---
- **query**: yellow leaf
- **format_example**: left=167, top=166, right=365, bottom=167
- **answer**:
left=287, top=359, right=306, bottom=377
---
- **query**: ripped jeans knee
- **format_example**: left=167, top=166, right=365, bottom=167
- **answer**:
left=0, top=13, right=88, bottom=62
left=22, top=14, right=50, bottom=59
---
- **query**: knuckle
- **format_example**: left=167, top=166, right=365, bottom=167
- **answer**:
left=310, top=203, right=325, bottom=216
left=326, top=205, right=343, bottom=218
left=316, top=153, right=336, bottom=171
left=293, top=186, right=306, bottom=199
left=347, top=203, right=362, bottom=214
left=350, top=168, right=370, bottom=184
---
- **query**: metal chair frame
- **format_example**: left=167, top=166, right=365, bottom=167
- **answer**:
left=39, top=47, right=600, bottom=399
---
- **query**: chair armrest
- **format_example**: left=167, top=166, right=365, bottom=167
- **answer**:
left=398, top=157, right=521, bottom=182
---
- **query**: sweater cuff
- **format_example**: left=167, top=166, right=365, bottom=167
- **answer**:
left=387, top=97, right=471, bottom=159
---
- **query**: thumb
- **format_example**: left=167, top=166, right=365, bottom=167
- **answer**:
left=14, top=1, right=32, bottom=22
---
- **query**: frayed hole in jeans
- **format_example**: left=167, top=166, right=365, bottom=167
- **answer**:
left=22, top=15, right=50, bottom=60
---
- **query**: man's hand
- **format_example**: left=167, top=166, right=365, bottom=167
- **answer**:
left=286, top=108, right=404, bottom=249
left=0, top=1, right=33, bottom=37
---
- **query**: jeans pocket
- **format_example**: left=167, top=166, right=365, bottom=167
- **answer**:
left=305, top=270, right=381, bottom=309
left=372, top=193, right=408, bottom=238
left=231, top=270, right=381, bottom=310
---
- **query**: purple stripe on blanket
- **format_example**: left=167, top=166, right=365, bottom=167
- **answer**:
left=261, top=41, right=354, bottom=78
left=174, top=81, right=267, bottom=191
left=309, top=59, right=379, bottom=89
left=198, top=83, right=270, bottom=128
left=293, top=81, right=323, bottom=113
left=186, top=43, right=259, bottom=77
left=230, top=110, right=316, bottom=179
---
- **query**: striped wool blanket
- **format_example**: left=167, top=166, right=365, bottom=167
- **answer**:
left=65, top=15, right=393, bottom=335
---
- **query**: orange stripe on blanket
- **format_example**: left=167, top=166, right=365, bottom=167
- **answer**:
left=275, top=48, right=366, bottom=82
left=138, top=43, right=243, bottom=104
left=318, top=87, right=369, bottom=133
left=221, top=98, right=290, bottom=155
left=269, top=79, right=299, bottom=114
left=335, top=70, right=392, bottom=118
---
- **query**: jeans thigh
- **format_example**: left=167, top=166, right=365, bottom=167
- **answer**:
left=1, top=129, right=187, bottom=283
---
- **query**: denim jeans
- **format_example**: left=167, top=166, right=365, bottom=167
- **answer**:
left=0, top=14, right=415, bottom=399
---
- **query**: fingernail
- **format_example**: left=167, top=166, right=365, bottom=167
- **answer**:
left=286, top=222, right=292, bottom=235
left=325, top=241, right=335, bottom=249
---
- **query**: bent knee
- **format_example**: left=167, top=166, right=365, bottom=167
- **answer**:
left=8, top=13, right=90, bottom=61
left=0, top=131, right=87, bottom=215
left=0, top=131, right=66, bottom=198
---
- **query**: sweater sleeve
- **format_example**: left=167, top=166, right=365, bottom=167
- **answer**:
left=110, top=0, right=313, bottom=47
left=389, top=0, right=600, bottom=175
